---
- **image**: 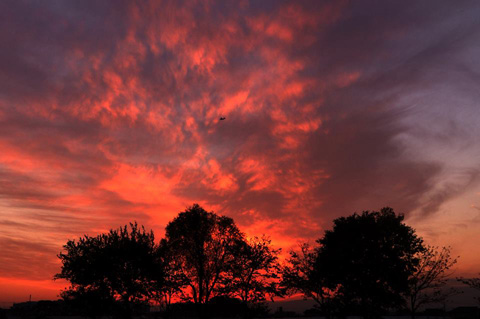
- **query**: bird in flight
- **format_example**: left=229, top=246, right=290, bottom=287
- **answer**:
left=219, top=116, right=226, bottom=121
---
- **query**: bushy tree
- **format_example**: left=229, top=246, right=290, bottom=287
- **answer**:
left=316, top=207, right=424, bottom=319
left=405, top=246, right=457, bottom=319
left=55, top=222, right=163, bottom=318
left=164, top=204, right=244, bottom=318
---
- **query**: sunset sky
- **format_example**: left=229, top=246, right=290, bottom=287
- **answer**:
left=1, top=0, right=480, bottom=304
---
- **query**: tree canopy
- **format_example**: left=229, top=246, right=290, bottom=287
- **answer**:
left=163, top=204, right=245, bottom=316
left=55, top=222, right=162, bottom=318
left=315, top=207, right=425, bottom=318
left=226, top=236, right=282, bottom=317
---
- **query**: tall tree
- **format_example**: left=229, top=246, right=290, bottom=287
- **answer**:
left=227, top=236, right=282, bottom=318
left=164, top=204, right=244, bottom=318
left=405, top=246, right=457, bottom=319
left=316, top=207, right=425, bottom=319
left=55, top=222, right=163, bottom=318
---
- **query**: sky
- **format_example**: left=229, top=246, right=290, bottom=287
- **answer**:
left=1, top=0, right=480, bottom=304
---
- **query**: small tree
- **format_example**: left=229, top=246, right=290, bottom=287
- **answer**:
left=282, top=243, right=340, bottom=318
left=405, top=246, right=457, bottom=319
left=164, top=204, right=244, bottom=318
left=55, top=222, right=163, bottom=318
left=227, top=236, right=282, bottom=318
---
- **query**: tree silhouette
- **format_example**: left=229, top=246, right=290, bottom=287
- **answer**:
left=316, top=207, right=424, bottom=319
left=226, top=236, right=282, bottom=318
left=151, top=238, right=186, bottom=313
left=164, top=204, right=244, bottom=318
left=282, top=243, right=339, bottom=318
left=55, top=222, right=163, bottom=318
left=405, top=246, right=458, bottom=319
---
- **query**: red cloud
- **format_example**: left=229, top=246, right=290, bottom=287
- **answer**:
left=1, top=0, right=480, bottom=302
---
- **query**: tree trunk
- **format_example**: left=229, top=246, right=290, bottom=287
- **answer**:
left=410, top=295, right=417, bottom=319
left=242, top=300, right=250, bottom=319
left=118, top=298, right=132, bottom=319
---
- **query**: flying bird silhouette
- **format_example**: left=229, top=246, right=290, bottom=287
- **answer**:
left=219, top=117, right=226, bottom=121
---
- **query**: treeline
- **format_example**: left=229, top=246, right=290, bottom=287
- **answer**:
left=55, top=204, right=470, bottom=319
